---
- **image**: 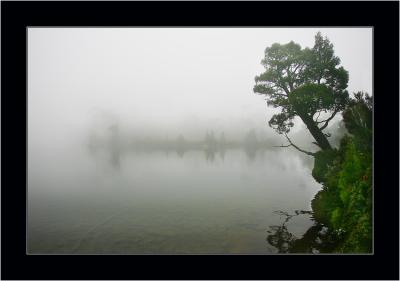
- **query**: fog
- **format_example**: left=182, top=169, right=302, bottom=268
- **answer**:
left=27, top=28, right=372, bottom=254
left=28, top=28, right=372, bottom=148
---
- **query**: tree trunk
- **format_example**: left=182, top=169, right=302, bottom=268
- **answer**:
left=299, top=114, right=332, bottom=150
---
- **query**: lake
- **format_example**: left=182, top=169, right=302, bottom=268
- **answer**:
left=28, top=141, right=321, bottom=254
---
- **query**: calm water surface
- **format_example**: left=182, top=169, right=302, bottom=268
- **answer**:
left=28, top=142, right=321, bottom=254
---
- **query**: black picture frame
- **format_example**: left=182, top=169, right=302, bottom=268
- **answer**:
left=2, top=1, right=399, bottom=280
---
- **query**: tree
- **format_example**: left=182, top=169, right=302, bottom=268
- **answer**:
left=254, top=32, right=349, bottom=154
left=342, top=91, right=372, bottom=151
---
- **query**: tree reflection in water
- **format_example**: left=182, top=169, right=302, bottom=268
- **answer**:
left=204, top=148, right=216, bottom=162
left=267, top=210, right=339, bottom=253
left=109, top=124, right=121, bottom=169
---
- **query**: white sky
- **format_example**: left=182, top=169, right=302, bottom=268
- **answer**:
left=28, top=28, right=372, bottom=143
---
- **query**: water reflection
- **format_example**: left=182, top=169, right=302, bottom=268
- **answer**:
left=244, top=147, right=257, bottom=162
left=85, top=123, right=295, bottom=167
left=219, top=148, right=226, bottom=161
left=204, top=148, right=216, bottom=162
left=266, top=210, right=339, bottom=253
left=110, top=148, right=121, bottom=169
left=87, top=134, right=277, bottom=165
left=92, top=135, right=329, bottom=252
left=30, top=129, right=322, bottom=254
left=56, top=126, right=325, bottom=254
left=109, top=124, right=121, bottom=169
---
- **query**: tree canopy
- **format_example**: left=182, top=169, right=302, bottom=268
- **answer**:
left=254, top=32, right=349, bottom=153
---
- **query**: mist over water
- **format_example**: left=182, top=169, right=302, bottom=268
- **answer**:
left=28, top=128, right=320, bottom=254
left=27, top=28, right=372, bottom=254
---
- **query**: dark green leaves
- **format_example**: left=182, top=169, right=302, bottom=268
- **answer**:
left=289, top=83, right=334, bottom=115
left=254, top=32, right=350, bottom=138
left=268, top=112, right=295, bottom=134
left=342, top=92, right=372, bottom=151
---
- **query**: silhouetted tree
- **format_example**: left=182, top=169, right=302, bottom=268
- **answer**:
left=254, top=32, right=349, bottom=155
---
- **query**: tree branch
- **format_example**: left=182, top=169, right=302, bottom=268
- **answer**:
left=312, top=141, right=321, bottom=148
left=313, top=110, right=323, bottom=123
left=293, top=63, right=303, bottom=74
left=272, top=92, right=289, bottom=98
left=318, top=109, right=339, bottom=130
left=273, top=133, right=316, bottom=156
left=273, top=144, right=291, bottom=148
left=286, top=66, right=294, bottom=92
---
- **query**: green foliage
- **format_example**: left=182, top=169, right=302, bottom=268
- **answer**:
left=289, top=84, right=335, bottom=115
left=311, top=185, right=341, bottom=225
left=254, top=32, right=349, bottom=150
left=311, top=93, right=372, bottom=253
left=331, top=208, right=342, bottom=228
left=255, top=35, right=372, bottom=253
left=312, top=148, right=339, bottom=183
left=342, top=92, right=373, bottom=151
